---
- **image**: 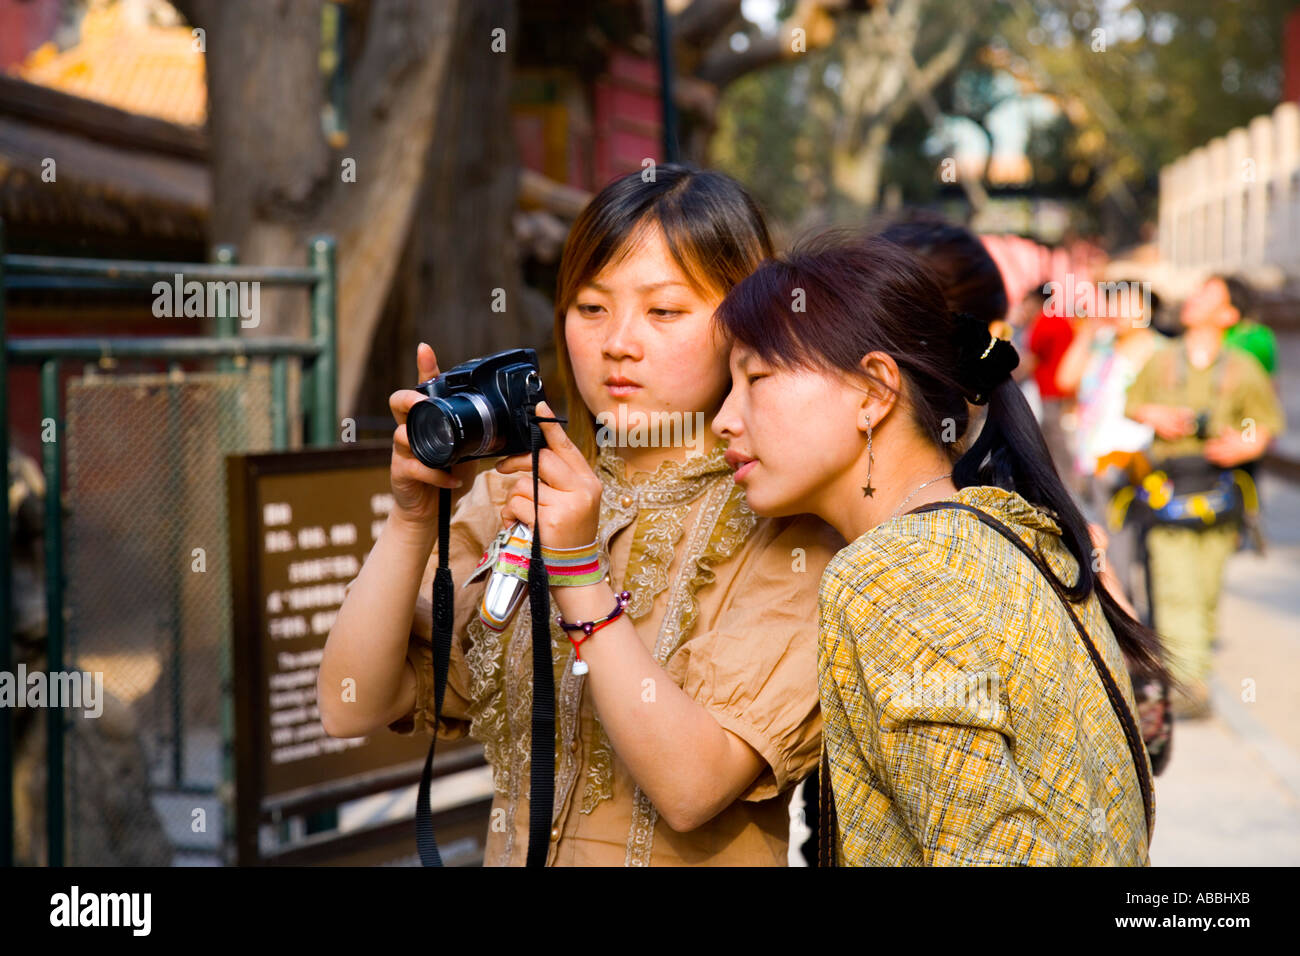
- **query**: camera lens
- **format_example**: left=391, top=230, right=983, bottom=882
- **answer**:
left=406, top=394, right=495, bottom=470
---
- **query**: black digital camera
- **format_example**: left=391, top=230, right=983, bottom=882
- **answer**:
left=1194, top=409, right=1212, bottom=440
left=406, top=348, right=551, bottom=470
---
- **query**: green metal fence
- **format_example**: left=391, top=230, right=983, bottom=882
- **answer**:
left=1, top=223, right=338, bottom=865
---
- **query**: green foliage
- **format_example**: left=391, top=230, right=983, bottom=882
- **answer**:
left=1004, top=0, right=1291, bottom=196
left=710, top=57, right=835, bottom=228
left=709, top=0, right=1292, bottom=235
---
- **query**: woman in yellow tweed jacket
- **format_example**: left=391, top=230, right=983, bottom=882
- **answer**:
left=711, top=232, right=1173, bottom=865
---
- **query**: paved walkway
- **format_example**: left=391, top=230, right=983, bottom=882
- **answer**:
left=1148, top=471, right=1300, bottom=866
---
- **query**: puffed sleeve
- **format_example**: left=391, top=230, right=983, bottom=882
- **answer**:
left=385, top=466, right=511, bottom=739
left=826, top=533, right=1059, bottom=865
left=665, top=513, right=844, bottom=803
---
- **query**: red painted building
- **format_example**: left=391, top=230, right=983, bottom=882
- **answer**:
left=0, top=0, right=60, bottom=71
left=1286, top=8, right=1300, bottom=103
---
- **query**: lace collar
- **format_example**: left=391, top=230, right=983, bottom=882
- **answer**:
left=595, top=440, right=732, bottom=507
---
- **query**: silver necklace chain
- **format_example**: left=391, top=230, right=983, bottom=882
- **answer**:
left=888, top=473, right=954, bottom=520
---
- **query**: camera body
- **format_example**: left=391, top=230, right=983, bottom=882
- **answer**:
left=1194, top=409, right=1212, bottom=441
left=406, top=348, right=550, bottom=471
left=407, top=347, right=554, bottom=631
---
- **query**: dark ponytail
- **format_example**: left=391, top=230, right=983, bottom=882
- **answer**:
left=884, top=222, right=1175, bottom=696
left=955, top=375, right=1172, bottom=691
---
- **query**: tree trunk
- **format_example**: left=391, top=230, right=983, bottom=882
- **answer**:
left=179, top=0, right=463, bottom=421
left=831, top=123, right=892, bottom=208
left=824, top=0, right=970, bottom=214
left=350, top=0, right=554, bottom=424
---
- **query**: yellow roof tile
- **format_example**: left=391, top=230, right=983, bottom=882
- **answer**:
left=11, top=2, right=206, bottom=128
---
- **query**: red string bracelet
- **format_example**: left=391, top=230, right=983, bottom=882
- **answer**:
left=556, top=590, right=631, bottom=675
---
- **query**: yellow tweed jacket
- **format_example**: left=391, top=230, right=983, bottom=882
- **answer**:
left=818, top=485, right=1152, bottom=866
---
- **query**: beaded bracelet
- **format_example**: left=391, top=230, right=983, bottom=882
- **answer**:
left=556, top=590, right=631, bottom=675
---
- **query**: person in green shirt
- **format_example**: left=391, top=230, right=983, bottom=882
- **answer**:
left=1215, top=274, right=1279, bottom=375
left=1225, top=318, right=1278, bottom=376
left=1125, top=275, right=1286, bottom=718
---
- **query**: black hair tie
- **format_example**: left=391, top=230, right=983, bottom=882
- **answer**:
left=952, top=310, right=1019, bottom=405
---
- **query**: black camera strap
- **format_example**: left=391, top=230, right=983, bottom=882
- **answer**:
left=523, top=414, right=558, bottom=867
left=415, top=410, right=565, bottom=867
left=414, top=484, right=454, bottom=867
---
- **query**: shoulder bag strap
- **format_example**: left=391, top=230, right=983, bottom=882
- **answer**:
left=906, top=501, right=1155, bottom=843
left=818, top=745, right=838, bottom=867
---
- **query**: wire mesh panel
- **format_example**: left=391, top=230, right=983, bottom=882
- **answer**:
left=63, top=365, right=274, bottom=865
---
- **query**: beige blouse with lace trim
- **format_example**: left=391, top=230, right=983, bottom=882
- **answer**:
left=385, top=440, right=843, bottom=865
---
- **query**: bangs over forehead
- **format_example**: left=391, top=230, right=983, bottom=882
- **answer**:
left=557, top=167, right=773, bottom=312
left=713, top=257, right=832, bottom=374
left=551, top=164, right=773, bottom=463
left=713, top=231, right=956, bottom=383
left=588, top=216, right=717, bottom=298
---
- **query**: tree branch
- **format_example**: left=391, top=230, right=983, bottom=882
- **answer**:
left=696, top=0, right=843, bottom=87
left=676, top=0, right=743, bottom=46
left=881, top=26, right=966, bottom=128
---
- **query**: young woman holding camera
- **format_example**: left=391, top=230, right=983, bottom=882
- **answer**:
left=710, top=232, right=1170, bottom=865
left=319, top=166, right=842, bottom=866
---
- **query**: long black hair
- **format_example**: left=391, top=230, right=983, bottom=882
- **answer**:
left=713, top=229, right=1172, bottom=692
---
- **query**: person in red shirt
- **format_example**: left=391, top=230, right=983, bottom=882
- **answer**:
left=1029, top=305, right=1075, bottom=399
left=1027, top=295, right=1077, bottom=484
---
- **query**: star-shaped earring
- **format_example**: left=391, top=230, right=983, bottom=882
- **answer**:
left=862, top=415, right=875, bottom=497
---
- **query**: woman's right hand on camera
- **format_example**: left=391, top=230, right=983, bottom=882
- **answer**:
left=388, top=342, right=477, bottom=526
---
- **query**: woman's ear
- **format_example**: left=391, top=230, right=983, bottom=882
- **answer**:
left=855, top=351, right=901, bottom=432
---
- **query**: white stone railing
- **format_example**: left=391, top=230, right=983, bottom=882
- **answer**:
left=1159, top=101, right=1300, bottom=279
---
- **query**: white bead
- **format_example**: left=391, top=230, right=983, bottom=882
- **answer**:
left=573, top=660, right=589, bottom=675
